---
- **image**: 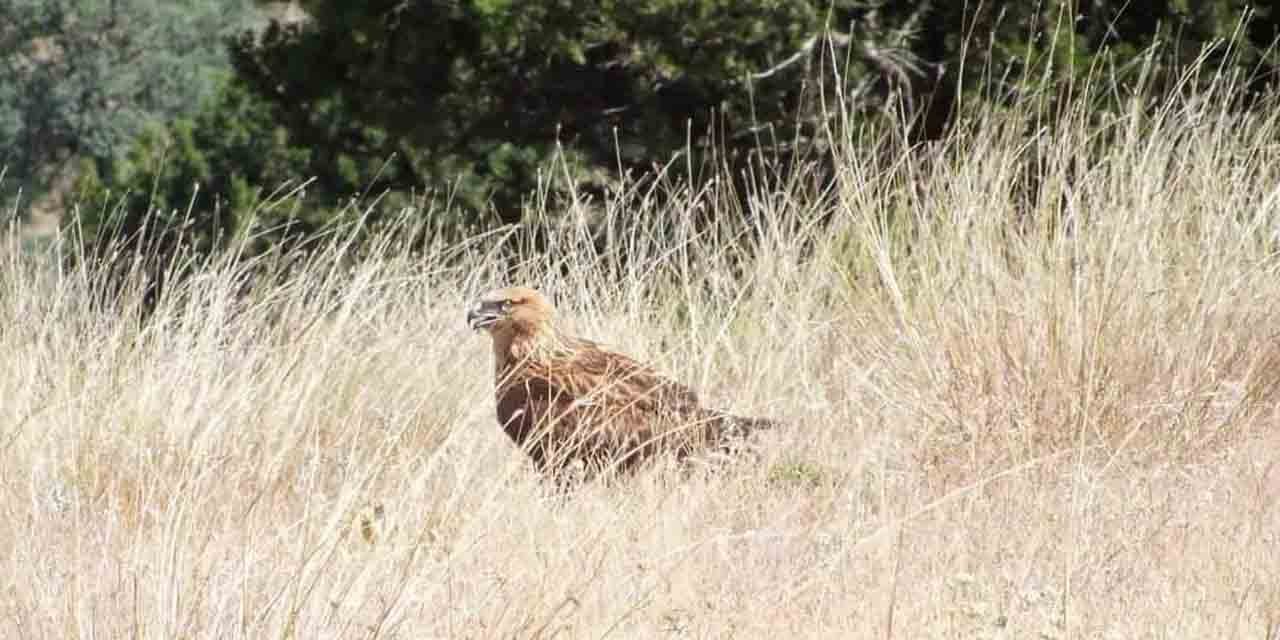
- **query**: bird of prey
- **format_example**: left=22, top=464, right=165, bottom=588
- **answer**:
left=467, top=286, right=777, bottom=479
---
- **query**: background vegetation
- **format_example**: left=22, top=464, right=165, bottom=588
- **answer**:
left=0, top=0, right=254, bottom=207
left=4, top=1, right=1277, bottom=258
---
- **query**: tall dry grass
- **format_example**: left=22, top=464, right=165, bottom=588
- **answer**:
left=3, top=59, right=1280, bottom=638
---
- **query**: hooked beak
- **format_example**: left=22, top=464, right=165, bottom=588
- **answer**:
left=467, top=302, right=501, bottom=330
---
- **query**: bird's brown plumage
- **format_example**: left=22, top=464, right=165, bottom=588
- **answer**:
left=467, top=286, right=777, bottom=478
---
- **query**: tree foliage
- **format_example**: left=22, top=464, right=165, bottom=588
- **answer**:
left=0, top=0, right=254, bottom=202
left=222, top=0, right=842, bottom=222
left=63, top=0, right=1280, bottom=276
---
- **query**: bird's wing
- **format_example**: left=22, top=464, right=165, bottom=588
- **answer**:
left=541, top=338, right=701, bottom=415
left=498, top=337, right=713, bottom=472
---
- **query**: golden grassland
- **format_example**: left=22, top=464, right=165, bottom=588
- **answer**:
left=3, top=68, right=1280, bottom=638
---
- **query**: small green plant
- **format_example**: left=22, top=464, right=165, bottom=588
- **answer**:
left=767, top=460, right=831, bottom=488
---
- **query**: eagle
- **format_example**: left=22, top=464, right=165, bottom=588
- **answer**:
left=467, top=286, right=777, bottom=479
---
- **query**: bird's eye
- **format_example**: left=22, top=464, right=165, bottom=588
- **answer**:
left=501, top=300, right=514, bottom=311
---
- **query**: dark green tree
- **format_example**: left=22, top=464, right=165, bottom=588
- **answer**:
left=224, top=0, right=854, bottom=224
left=73, top=0, right=1280, bottom=271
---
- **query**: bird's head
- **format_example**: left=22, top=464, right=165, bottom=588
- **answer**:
left=467, top=286, right=555, bottom=337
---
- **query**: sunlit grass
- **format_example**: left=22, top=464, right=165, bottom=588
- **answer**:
left=3, top=59, right=1280, bottom=638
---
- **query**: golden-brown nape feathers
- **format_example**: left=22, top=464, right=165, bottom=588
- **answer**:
left=469, top=286, right=779, bottom=481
